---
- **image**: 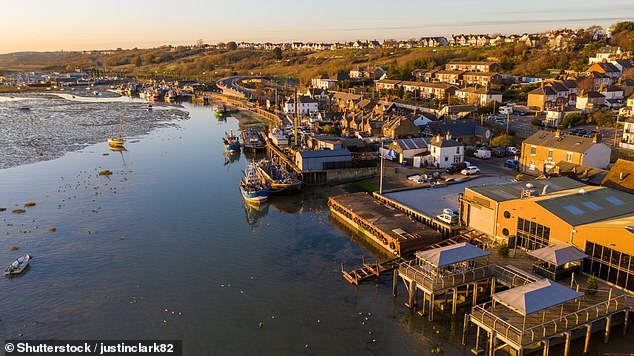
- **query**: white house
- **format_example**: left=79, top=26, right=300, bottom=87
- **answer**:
left=283, top=96, right=319, bottom=115
left=428, top=133, right=464, bottom=169
left=311, top=77, right=337, bottom=90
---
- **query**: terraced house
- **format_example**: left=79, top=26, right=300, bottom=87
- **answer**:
left=520, top=130, right=611, bottom=175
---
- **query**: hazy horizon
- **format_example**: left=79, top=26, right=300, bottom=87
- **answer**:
left=1, top=0, right=632, bottom=55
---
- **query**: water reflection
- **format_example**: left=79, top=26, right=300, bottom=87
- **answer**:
left=223, top=150, right=240, bottom=166
left=242, top=200, right=269, bottom=230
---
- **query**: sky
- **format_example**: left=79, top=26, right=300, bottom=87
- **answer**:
left=0, top=0, right=632, bottom=54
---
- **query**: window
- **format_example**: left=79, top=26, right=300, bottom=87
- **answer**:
left=444, top=157, right=448, bottom=162
left=456, top=147, right=460, bottom=154
left=584, top=241, right=633, bottom=292
left=547, top=149, right=553, bottom=160
left=516, top=217, right=550, bottom=250
left=566, top=152, right=573, bottom=162
left=530, top=146, right=536, bottom=155
left=503, top=211, right=511, bottom=219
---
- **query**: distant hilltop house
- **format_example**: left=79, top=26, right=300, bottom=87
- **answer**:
left=575, top=90, right=606, bottom=112
left=520, top=130, right=611, bottom=175
left=450, top=34, right=490, bottom=47
left=527, top=81, right=578, bottom=111
left=418, top=37, right=449, bottom=47
left=349, top=67, right=387, bottom=80
left=398, top=81, right=458, bottom=99
left=455, top=87, right=502, bottom=106
left=311, top=76, right=338, bottom=90
left=445, top=61, right=500, bottom=73
left=462, top=72, right=502, bottom=87
left=588, top=46, right=632, bottom=64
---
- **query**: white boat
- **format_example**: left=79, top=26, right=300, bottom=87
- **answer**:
left=4, top=254, right=32, bottom=276
left=108, top=113, right=126, bottom=148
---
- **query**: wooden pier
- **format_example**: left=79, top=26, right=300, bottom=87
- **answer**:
left=341, top=256, right=398, bottom=285
left=373, top=193, right=461, bottom=238
left=328, top=192, right=444, bottom=256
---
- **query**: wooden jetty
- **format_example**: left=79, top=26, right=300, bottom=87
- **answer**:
left=341, top=256, right=400, bottom=285
left=373, top=192, right=461, bottom=238
left=328, top=192, right=444, bottom=256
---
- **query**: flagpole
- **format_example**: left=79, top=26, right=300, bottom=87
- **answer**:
left=379, top=138, right=384, bottom=194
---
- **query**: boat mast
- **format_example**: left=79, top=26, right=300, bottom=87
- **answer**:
left=119, top=113, right=123, bottom=137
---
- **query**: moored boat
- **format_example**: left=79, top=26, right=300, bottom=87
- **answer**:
left=4, top=253, right=32, bottom=276
left=256, top=159, right=302, bottom=193
left=108, top=113, right=126, bottom=148
left=240, top=162, right=269, bottom=204
left=223, top=129, right=241, bottom=152
left=241, top=128, right=266, bottom=151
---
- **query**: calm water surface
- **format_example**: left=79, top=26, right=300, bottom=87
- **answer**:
left=0, top=101, right=469, bottom=355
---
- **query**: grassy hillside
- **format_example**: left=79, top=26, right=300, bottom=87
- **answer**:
left=1, top=22, right=632, bottom=82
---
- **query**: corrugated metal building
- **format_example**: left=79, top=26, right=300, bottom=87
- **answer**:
left=295, top=149, right=352, bottom=171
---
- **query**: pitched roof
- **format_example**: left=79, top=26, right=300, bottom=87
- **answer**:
left=601, top=159, right=634, bottom=194
left=415, top=242, right=489, bottom=268
left=535, top=187, right=634, bottom=226
left=394, top=137, right=428, bottom=150
left=528, top=86, right=556, bottom=96
left=429, top=135, right=462, bottom=147
left=523, top=130, right=604, bottom=153
left=493, top=279, right=582, bottom=316
left=467, top=177, right=585, bottom=202
left=298, top=148, right=351, bottom=158
left=425, top=120, right=482, bottom=136
left=528, top=245, right=587, bottom=266
left=550, top=161, right=608, bottom=186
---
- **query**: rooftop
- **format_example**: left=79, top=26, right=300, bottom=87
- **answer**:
left=523, top=130, right=604, bottom=153
left=467, top=177, right=585, bottom=202
left=535, top=187, right=634, bottom=226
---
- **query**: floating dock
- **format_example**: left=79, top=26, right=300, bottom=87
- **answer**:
left=328, top=192, right=444, bottom=256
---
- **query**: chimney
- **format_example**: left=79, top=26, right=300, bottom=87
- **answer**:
left=436, top=133, right=442, bottom=143
left=555, top=129, right=561, bottom=138
left=592, top=133, right=601, bottom=143
left=620, top=171, right=624, bottom=181
left=445, top=130, right=452, bottom=140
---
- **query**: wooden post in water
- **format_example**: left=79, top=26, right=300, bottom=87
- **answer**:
left=474, top=325, right=481, bottom=353
left=583, top=323, right=592, bottom=354
left=452, top=287, right=458, bottom=314
left=604, top=315, right=612, bottom=343
left=488, top=331, right=496, bottom=356
left=392, top=269, right=398, bottom=297
left=542, top=339, right=549, bottom=356
left=473, top=282, right=479, bottom=305
left=623, top=309, right=629, bottom=335
left=429, top=293, right=435, bottom=321
left=462, top=314, right=469, bottom=345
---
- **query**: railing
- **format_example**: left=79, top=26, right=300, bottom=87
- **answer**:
left=470, top=294, right=633, bottom=346
left=398, top=262, right=494, bottom=291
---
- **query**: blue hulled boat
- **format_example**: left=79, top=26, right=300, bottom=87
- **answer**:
left=240, top=162, right=269, bottom=204
left=223, top=129, right=241, bottom=152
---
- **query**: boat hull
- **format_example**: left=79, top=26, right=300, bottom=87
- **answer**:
left=240, top=186, right=269, bottom=204
left=108, top=137, right=126, bottom=147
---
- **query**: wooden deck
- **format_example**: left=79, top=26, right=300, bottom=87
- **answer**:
left=329, top=192, right=444, bottom=256
left=341, top=256, right=399, bottom=285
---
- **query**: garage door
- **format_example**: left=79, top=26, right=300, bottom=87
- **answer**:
left=467, top=204, right=495, bottom=236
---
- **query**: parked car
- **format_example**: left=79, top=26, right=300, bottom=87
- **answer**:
left=461, top=166, right=481, bottom=175
left=505, top=147, right=519, bottom=156
left=474, top=148, right=492, bottom=159
left=436, top=213, right=458, bottom=225
left=445, top=162, right=468, bottom=174
left=443, top=208, right=458, bottom=216
left=504, top=159, right=520, bottom=169
left=491, top=147, right=506, bottom=157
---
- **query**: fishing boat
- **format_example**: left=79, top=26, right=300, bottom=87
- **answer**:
left=256, top=159, right=302, bottom=193
left=108, top=113, right=126, bottom=148
left=240, top=162, right=269, bottom=204
left=241, top=128, right=266, bottom=151
left=4, top=254, right=32, bottom=276
left=223, top=129, right=241, bottom=152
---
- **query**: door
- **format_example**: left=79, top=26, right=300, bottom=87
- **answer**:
left=467, top=204, right=495, bottom=236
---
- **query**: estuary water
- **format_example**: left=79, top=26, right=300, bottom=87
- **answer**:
left=0, top=99, right=467, bottom=355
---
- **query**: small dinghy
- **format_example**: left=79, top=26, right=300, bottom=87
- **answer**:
left=4, top=254, right=32, bottom=276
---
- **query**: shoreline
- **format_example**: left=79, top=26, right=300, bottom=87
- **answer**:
left=0, top=92, right=189, bottom=170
